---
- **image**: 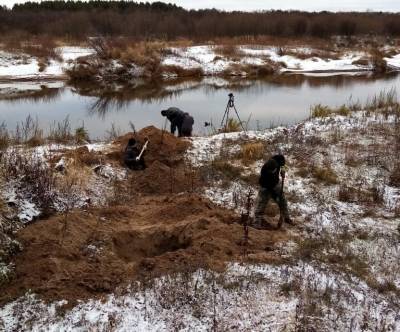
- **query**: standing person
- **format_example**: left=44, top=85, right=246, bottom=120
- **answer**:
left=161, top=107, right=194, bottom=137
left=253, top=154, right=293, bottom=230
left=124, top=138, right=146, bottom=170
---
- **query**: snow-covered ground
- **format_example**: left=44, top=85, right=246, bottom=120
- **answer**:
left=2, top=44, right=400, bottom=82
left=1, top=108, right=399, bottom=331
left=1, top=262, right=399, bottom=331
left=162, top=45, right=396, bottom=75
left=0, top=47, right=93, bottom=80
left=1, top=141, right=117, bottom=224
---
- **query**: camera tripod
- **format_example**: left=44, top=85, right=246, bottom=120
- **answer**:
left=220, top=93, right=246, bottom=133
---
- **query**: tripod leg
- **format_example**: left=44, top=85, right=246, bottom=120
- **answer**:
left=220, top=103, right=230, bottom=128
left=233, top=105, right=246, bottom=132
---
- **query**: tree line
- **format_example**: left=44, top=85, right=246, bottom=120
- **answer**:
left=0, top=1, right=400, bottom=40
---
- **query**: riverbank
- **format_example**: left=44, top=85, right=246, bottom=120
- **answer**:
left=1, top=39, right=400, bottom=84
left=0, top=93, right=399, bottom=330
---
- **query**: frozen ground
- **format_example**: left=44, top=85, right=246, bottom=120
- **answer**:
left=0, top=261, right=399, bottom=331
left=162, top=45, right=393, bottom=75
left=1, top=107, right=400, bottom=331
left=2, top=44, right=400, bottom=82
left=0, top=47, right=93, bottom=80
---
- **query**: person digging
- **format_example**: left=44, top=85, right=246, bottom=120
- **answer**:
left=161, top=107, right=194, bottom=137
left=124, top=138, right=148, bottom=171
left=253, top=154, right=293, bottom=230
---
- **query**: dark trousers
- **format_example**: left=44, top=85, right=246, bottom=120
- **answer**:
left=254, top=182, right=289, bottom=226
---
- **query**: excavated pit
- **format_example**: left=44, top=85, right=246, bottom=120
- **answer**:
left=0, top=194, right=291, bottom=306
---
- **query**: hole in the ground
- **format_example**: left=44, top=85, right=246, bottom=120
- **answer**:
left=112, top=230, right=192, bottom=262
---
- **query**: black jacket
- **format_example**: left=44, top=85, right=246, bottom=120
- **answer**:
left=164, top=107, right=193, bottom=137
left=181, top=114, right=194, bottom=136
left=164, top=107, right=185, bottom=135
left=124, top=144, right=145, bottom=170
left=259, top=158, right=281, bottom=189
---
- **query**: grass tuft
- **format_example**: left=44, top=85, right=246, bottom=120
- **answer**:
left=239, top=142, right=265, bottom=165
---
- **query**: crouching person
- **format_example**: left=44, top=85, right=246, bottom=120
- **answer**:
left=124, top=138, right=146, bottom=170
left=253, top=154, right=293, bottom=230
left=161, top=107, right=194, bottom=137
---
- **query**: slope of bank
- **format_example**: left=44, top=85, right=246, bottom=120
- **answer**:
left=0, top=100, right=400, bottom=330
left=2, top=43, right=400, bottom=82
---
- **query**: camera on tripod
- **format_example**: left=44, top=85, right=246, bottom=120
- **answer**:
left=228, top=93, right=234, bottom=108
left=220, top=93, right=246, bottom=133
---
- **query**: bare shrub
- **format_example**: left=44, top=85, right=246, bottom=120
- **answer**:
left=105, top=123, right=121, bottom=141
left=14, top=115, right=44, bottom=146
left=0, top=148, right=57, bottom=215
left=48, top=116, right=73, bottom=143
left=0, top=122, right=9, bottom=151
left=370, top=49, right=388, bottom=73
left=74, top=125, right=90, bottom=144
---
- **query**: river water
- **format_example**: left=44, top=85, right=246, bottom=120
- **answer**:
left=1, top=73, right=400, bottom=139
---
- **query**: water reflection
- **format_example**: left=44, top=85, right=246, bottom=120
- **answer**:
left=1, top=84, right=63, bottom=103
left=0, top=72, right=399, bottom=138
left=80, top=73, right=400, bottom=116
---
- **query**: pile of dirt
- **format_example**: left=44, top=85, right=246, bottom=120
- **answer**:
left=0, top=194, right=291, bottom=306
left=110, top=126, right=190, bottom=167
left=129, top=160, right=201, bottom=195
left=109, top=126, right=201, bottom=195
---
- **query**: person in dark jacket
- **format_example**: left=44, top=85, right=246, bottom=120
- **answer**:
left=124, top=138, right=146, bottom=170
left=254, top=154, right=293, bottom=230
left=161, top=107, right=194, bottom=137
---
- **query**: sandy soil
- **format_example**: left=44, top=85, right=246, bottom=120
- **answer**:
left=0, top=126, right=294, bottom=306
left=0, top=194, right=291, bottom=306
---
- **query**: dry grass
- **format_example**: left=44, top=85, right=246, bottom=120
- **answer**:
left=159, top=65, right=204, bottom=78
left=312, top=165, right=338, bottom=185
left=214, top=45, right=243, bottom=60
left=0, top=148, right=57, bottom=214
left=370, top=49, right=388, bottom=73
left=74, top=126, right=90, bottom=144
left=389, top=164, right=400, bottom=187
left=223, top=118, right=242, bottom=133
left=211, top=160, right=244, bottom=181
left=239, top=142, right=265, bottom=165
left=351, top=57, right=370, bottom=66
left=48, top=116, right=73, bottom=143
left=281, top=48, right=341, bottom=60
left=13, top=115, right=44, bottom=147
left=0, top=122, right=9, bottom=151
left=1, top=35, right=62, bottom=62
left=310, top=104, right=332, bottom=118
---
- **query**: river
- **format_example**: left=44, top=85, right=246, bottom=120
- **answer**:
left=1, top=73, right=399, bottom=139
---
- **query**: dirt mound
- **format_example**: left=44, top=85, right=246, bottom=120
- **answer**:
left=111, top=126, right=189, bottom=167
left=0, top=194, right=291, bottom=306
left=110, top=126, right=200, bottom=195
left=129, top=160, right=200, bottom=194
